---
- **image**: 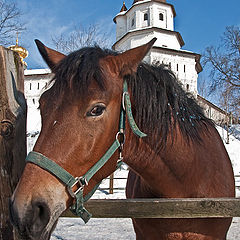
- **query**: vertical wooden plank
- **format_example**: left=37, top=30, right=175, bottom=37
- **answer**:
left=109, top=173, right=114, bottom=194
left=0, top=46, right=27, bottom=240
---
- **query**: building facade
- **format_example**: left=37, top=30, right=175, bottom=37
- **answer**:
left=113, top=0, right=202, bottom=96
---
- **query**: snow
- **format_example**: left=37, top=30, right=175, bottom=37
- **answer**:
left=26, top=124, right=240, bottom=239
left=24, top=68, right=51, bottom=75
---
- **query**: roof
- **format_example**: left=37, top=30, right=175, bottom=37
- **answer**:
left=24, top=69, right=51, bottom=76
left=120, top=2, right=127, bottom=12
left=114, top=0, right=176, bottom=23
left=197, top=95, right=227, bottom=115
left=152, top=46, right=203, bottom=73
left=133, top=0, right=166, bottom=4
left=112, top=27, right=185, bottom=49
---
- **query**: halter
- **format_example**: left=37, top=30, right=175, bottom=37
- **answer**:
left=26, top=80, right=147, bottom=223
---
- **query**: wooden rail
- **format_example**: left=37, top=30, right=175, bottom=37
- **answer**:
left=62, top=198, right=240, bottom=218
left=101, top=175, right=240, bottom=194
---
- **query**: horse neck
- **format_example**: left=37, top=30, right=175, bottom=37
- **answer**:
left=123, top=125, right=191, bottom=197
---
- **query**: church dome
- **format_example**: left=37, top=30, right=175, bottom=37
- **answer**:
left=8, top=35, right=28, bottom=67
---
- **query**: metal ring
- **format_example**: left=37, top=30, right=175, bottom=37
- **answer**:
left=0, top=119, right=14, bottom=138
left=116, top=131, right=125, bottom=145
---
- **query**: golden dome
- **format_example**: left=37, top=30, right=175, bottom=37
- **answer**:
left=8, top=35, right=28, bottom=67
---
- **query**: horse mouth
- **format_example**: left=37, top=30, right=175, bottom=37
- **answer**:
left=11, top=203, right=64, bottom=240
left=14, top=219, right=58, bottom=240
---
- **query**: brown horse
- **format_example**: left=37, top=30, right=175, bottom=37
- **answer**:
left=10, top=38, right=235, bottom=240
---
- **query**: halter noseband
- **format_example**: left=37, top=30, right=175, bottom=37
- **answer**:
left=26, top=81, right=147, bottom=223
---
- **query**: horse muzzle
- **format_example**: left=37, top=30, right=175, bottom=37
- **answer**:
left=9, top=198, right=52, bottom=240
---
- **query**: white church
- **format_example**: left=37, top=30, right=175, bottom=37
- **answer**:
left=113, top=0, right=202, bottom=96
left=23, top=0, right=228, bottom=150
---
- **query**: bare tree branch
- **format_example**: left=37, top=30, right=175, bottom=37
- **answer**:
left=52, top=24, right=111, bottom=54
left=0, top=0, right=25, bottom=46
left=202, top=25, right=240, bottom=118
left=197, top=75, right=210, bottom=98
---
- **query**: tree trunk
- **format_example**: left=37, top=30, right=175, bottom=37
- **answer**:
left=0, top=46, right=26, bottom=240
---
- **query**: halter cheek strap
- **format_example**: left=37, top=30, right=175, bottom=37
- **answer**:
left=25, top=80, right=146, bottom=223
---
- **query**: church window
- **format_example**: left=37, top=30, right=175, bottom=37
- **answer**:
left=177, top=64, right=179, bottom=71
left=131, top=18, right=135, bottom=27
left=184, top=65, right=186, bottom=73
left=37, top=82, right=40, bottom=90
left=30, top=83, right=32, bottom=90
left=159, top=13, right=164, bottom=21
left=169, top=62, right=171, bottom=69
left=144, top=13, right=148, bottom=21
left=186, top=84, right=189, bottom=91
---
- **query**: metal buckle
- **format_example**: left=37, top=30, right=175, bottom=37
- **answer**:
left=122, top=92, right=128, bottom=111
left=67, top=177, right=88, bottom=198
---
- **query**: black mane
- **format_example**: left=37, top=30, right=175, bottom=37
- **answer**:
left=51, top=46, right=213, bottom=149
left=52, top=46, right=117, bottom=96
left=126, top=63, right=214, bottom=149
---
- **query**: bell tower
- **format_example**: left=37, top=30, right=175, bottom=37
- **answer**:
left=113, top=0, right=202, bottom=96
left=113, top=0, right=180, bottom=51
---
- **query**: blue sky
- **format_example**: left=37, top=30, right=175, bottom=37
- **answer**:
left=16, top=0, right=240, bottom=70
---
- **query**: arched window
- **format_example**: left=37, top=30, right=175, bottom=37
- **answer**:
left=186, top=84, right=189, bottom=91
left=131, top=18, right=135, bottom=27
left=37, top=82, right=40, bottom=90
left=159, top=13, right=164, bottom=21
left=184, top=65, right=186, bottom=73
left=144, top=13, right=148, bottom=21
left=30, top=83, right=32, bottom=90
left=177, top=64, right=179, bottom=71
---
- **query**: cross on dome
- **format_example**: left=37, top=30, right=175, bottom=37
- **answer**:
left=120, top=2, right=127, bottom=12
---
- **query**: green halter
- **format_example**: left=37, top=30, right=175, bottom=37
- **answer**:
left=25, top=80, right=147, bottom=223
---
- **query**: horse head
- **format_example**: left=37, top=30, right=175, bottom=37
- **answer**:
left=9, top=38, right=156, bottom=240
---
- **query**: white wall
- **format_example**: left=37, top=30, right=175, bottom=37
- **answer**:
left=24, top=69, right=53, bottom=152
left=151, top=50, right=198, bottom=95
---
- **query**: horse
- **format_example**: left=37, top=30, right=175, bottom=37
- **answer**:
left=9, top=38, right=235, bottom=240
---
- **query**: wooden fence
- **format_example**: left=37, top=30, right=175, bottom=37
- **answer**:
left=63, top=198, right=240, bottom=218
left=62, top=175, right=240, bottom=219
left=100, top=173, right=240, bottom=194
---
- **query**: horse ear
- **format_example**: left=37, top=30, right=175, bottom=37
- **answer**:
left=35, top=39, right=66, bottom=71
left=109, top=38, right=157, bottom=76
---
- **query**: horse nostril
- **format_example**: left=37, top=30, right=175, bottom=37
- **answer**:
left=31, top=201, right=50, bottom=235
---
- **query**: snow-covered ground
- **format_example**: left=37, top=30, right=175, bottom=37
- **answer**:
left=26, top=123, right=240, bottom=239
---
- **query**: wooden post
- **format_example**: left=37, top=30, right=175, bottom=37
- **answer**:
left=109, top=173, right=114, bottom=194
left=0, top=46, right=27, bottom=240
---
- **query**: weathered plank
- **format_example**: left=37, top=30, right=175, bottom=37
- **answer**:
left=62, top=198, right=240, bottom=218
left=0, top=46, right=27, bottom=240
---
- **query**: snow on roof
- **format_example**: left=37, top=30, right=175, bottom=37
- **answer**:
left=24, top=68, right=51, bottom=76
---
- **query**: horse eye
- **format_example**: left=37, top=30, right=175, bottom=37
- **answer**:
left=87, top=105, right=106, bottom=117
